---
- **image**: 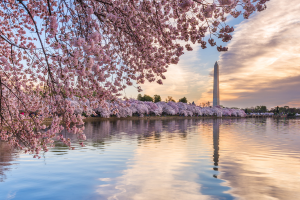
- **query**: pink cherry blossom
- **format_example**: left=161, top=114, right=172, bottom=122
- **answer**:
left=0, top=0, right=265, bottom=157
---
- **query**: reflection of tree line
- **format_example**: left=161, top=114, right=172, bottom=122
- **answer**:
left=243, top=117, right=292, bottom=134
left=51, top=119, right=202, bottom=156
left=58, top=119, right=198, bottom=145
left=70, top=118, right=247, bottom=141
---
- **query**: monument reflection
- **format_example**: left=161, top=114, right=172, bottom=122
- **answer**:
left=213, top=119, right=220, bottom=177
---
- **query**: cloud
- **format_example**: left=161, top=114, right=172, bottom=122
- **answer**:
left=215, top=0, right=300, bottom=108
left=127, top=0, right=300, bottom=108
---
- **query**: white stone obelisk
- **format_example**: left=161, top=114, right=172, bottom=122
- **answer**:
left=213, top=61, right=220, bottom=107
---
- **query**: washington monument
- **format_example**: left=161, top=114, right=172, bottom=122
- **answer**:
left=213, top=61, right=220, bottom=107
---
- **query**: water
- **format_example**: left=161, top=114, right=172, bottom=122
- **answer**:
left=1, top=118, right=300, bottom=200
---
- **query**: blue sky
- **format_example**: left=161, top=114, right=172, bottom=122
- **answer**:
left=125, top=0, right=300, bottom=109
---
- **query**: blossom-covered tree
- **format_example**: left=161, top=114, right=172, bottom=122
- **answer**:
left=0, top=0, right=268, bottom=157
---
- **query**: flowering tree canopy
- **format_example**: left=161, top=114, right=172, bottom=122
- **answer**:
left=0, top=0, right=268, bottom=157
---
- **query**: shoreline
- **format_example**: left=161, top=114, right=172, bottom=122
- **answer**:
left=43, top=115, right=243, bottom=124
left=83, top=115, right=283, bottom=122
left=42, top=115, right=289, bottom=124
left=83, top=115, right=239, bottom=122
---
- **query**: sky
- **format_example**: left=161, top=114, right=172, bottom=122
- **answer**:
left=126, top=0, right=300, bottom=109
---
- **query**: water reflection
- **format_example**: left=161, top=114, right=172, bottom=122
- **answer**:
left=96, top=119, right=210, bottom=200
left=0, top=142, right=18, bottom=182
left=217, top=119, right=300, bottom=200
left=0, top=118, right=300, bottom=200
left=213, top=119, right=220, bottom=174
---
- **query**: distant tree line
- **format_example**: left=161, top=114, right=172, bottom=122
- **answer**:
left=137, top=94, right=190, bottom=104
left=199, top=101, right=211, bottom=107
left=136, top=95, right=219, bottom=108
left=244, top=105, right=267, bottom=113
left=243, top=105, right=300, bottom=116
left=270, top=106, right=300, bottom=116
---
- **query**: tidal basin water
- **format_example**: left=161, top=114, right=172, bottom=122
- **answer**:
left=1, top=118, right=300, bottom=200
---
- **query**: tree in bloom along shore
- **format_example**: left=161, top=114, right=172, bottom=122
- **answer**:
left=58, top=98, right=247, bottom=118
left=0, top=0, right=268, bottom=157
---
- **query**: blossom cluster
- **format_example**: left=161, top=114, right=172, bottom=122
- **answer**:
left=0, top=0, right=267, bottom=156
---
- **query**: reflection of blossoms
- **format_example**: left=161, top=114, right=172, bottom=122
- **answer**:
left=67, top=118, right=199, bottom=144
